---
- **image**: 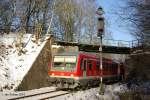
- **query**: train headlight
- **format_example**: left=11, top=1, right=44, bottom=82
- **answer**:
left=71, top=74, right=74, bottom=77
left=52, top=73, right=54, bottom=76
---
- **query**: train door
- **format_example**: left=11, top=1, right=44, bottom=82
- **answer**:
left=82, top=59, right=87, bottom=77
left=87, top=60, right=92, bottom=76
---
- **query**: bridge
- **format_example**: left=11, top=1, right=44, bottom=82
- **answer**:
left=0, top=27, right=143, bottom=54
left=53, top=39, right=141, bottom=54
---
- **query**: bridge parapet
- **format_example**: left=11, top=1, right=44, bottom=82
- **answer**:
left=101, top=39, right=146, bottom=49
left=102, top=39, right=131, bottom=48
left=79, top=39, right=140, bottom=48
left=131, top=39, right=150, bottom=54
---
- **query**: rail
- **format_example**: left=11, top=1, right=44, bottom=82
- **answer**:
left=7, top=87, right=69, bottom=100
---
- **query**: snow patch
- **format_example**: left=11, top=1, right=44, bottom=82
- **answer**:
left=49, top=84, right=128, bottom=100
left=0, top=33, right=48, bottom=91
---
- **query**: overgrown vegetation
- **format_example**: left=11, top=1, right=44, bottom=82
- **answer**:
left=0, top=0, right=100, bottom=43
left=119, top=0, right=150, bottom=82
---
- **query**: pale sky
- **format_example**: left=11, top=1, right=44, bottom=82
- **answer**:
left=96, top=0, right=134, bottom=41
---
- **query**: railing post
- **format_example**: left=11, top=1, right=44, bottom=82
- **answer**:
left=132, top=40, right=133, bottom=48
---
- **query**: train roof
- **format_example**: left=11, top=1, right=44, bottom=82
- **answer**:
left=54, top=51, right=107, bottom=59
left=53, top=51, right=120, bottom=64
left=53, top=51, right=79, bottom=56
left=53, top=51, right=98, bottom=56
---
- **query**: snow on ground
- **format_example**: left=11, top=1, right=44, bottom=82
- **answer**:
left=50, top=83, right=128, bottom=100
left=0, top=33, right=48, bottom=91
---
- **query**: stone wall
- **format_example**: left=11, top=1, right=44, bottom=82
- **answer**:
left=16, top=39, right=52, bottom=91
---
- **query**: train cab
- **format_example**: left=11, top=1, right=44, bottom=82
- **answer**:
left=48, top=52, right=80, bottom=88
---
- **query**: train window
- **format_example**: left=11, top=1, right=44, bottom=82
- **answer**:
left=106, top=63, right=109, bottom=71
left=114, top=64, right=116, bottom=71
left=108, top=63, right=110, bottom=71
left=80, top=59, right=83, bottom=70
left=112, top=63, right=116, bottom=71
left=88, top=63, right=92, bottom=70
left=103, top=62, right=105, bottom=70
left=113, top=64, right=115, bottom=70
left=83, top=60, right=86, bottom=71
left=54, top=62, right=65, bottom=67
left=53, top=56, right=77, bottom=71
left=87, top=60, right=93, bottom=70
left=112, top=64, right=114, bottom=71
left=105, top=63, right=108, bottom=70
left=110, top=64, right=113, bottom=71
left=114, top=63, right=117, bottom=70
left=105, top=63, right=108, bottom=71
left=66, top=62, right=76, bottom=67
left=96, top=61, right=100, bottom=70
left=103, top=62, right=107, bottom=70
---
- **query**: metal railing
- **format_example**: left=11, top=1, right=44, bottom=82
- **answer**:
left=102, top=39, right=147, bottom=48
left=102, top=39, right=131, bottom=48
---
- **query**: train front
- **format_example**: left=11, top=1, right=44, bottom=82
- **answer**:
left=48, top=54, right=79, bottom=88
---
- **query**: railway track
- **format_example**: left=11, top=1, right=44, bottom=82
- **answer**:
left=7, top=87, right=69, bottom=100
left=5, top=86, right=100, bottom=100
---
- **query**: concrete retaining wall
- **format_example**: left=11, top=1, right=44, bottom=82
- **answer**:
left=16, top=39, right=52, bottom=91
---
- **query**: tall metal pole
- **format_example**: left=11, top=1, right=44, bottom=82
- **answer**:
left=100, top=35, right=103, bottom=84
left=96, top=6, right=104, bottom=94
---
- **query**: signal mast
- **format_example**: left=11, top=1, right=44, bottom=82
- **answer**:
left=96, top=6, right=104, bottom=94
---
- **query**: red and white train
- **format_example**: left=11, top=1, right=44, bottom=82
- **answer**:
left=48, top=52, right=125, bottom=88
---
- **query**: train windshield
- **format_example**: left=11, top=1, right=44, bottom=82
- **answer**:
left=52, top=56, right=77, bottom=71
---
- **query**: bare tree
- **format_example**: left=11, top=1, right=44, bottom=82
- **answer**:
left=52, top=0, right=98, bottom=43
left=13, top=0, right=53, bottom=34
left=121, top=0, right=150, bottom=81
left=53, top=0, right=77, bottom=42
left=121, top=0, right=150, bottom=45
left=0, top=0, right=99, bottom=44
left=83, top=0, right=96, bottom=44
left=0, top=0, right=16, bottom=34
